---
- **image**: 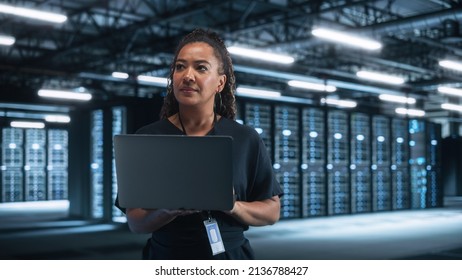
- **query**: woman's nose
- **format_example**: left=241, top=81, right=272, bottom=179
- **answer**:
left=183, top=68, right=194, bottom=82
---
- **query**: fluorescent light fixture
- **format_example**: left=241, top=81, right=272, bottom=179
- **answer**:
left=379, top=94, right=416, bottom=104
left=356, top=70, right=405, bottom=85
left=0, top=35, right=15, bottom=46
left=228, top=46, right=295, bottom=64
left=321, top=98, right=357, bottom=108
left=236, top=86, right=281, bottom=98
left=111, top=72, right=129, bottom=79
left=395, top=108, right=425, bottom=117
left=288, top=80, right=336, bottom=92
left=441, top=103, right=462, bottom=112
left=38, top=89, right=92, bottom=101
left=438, top=86, right=462, bottom=97
left=44, top=115, right=71, bottom=123
left=10, top=121, right=45, bottom=129
left=0, top=3, right=67, bottom=23
left=311, top=28, right=382, bottom=50
left=137, top=75, right=168, bottom=86
left=439, top=60, right=462, bottom=71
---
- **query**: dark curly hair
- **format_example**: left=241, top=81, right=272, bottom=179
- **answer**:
left=159, top=28, right=237, bottom=120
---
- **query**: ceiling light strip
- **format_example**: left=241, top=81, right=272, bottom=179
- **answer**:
left=38, top=89, right=92, bottom=101
left=288, top=80, right=336, bottom=92
left=44, top=115, right=71, bottom=123
left=236, top=86, right=281, bottom=98
left=379, top=94, right=416, bottom=104
left=311, top=28, right=382, bottom=50
left=356, top=71, right=405, bottom=85
left=395, top=108, right=426, bottom=117
left=438, top=86, right=462, bottom=97
left=321, top=98, right=357, bottom=108
left=439, top=60, right=462, bottom=72
left=441, top=103, right=462, bottom=113
left=10, top=121, right=45, bottom=129
left=228, top=46, right=294, bottom=64
left=0, top=3, right=67, bottom=23
left=0, top=35, right=15, bottom=46
left=137, top=75, right=168, bottom=86
left=112, top=72, right=129, bottom=79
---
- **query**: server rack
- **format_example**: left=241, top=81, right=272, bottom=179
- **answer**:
left=371, top=116, right=392, bottom=211
left=47, top=129, right=68, bottom=200
left=391, top=118, right=410, bottom=210
left=274, top=105, right=300, bottom=218
left=91, top=109, right=104, bottom=218
left=1, top=127, right=69, bottom=204
left=409, top=119, right=427, bottom=209
left=301, top=107, right=326, bottom=217
left=327, top=110, right=350, bottom=215
left=244, top=103, right=272, bottom=157
left=25, top=129, right=46, bottom=201
left=426, top=122, right=441, bottom=207
left=1, top=128, right=24, bottom=202
left=351, top=113, right=372, bottom=213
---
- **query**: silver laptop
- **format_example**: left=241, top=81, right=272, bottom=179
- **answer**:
left=114, top=134, right=234, bottom=211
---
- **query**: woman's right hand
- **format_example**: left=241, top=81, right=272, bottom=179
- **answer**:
left=126, top=208, right=199, bottom=233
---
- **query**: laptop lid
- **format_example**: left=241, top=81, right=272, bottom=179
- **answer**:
left=114, top=134, right=234, bottom=211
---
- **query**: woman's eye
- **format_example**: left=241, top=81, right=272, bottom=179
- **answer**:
left=197, top=65, right=208, bottom=71
left=175, top=64, right=184, bottom=70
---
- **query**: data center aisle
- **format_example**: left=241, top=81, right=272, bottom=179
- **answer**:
left=247, top=207, right=462, bottom=260
left=1, top=201, right=462, bottom=260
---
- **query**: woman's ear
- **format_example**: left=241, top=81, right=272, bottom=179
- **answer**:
left=217, top=74, right=227, bottom=92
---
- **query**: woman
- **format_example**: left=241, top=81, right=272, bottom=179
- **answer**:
left=119, top=29, right=282, bottom=259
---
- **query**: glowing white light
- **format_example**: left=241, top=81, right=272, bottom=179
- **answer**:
left=137, top=75, right=168, bottom=86
left=395, top=107, right=425, bottom=117
left=11, top=121, right=45, bottom=129
left=236, top=86, right=281, bottom=98
left=282, top=129, right=292, bottom=136
left=379, top=94, right=415, bottom=104
left=312, top=28, right=382, bottom=50
left=309, top=131, right=318, bottom=138
left=45, top=115, right=71, bottom=123
left=0, top=35, right=15, bottom=46
left=439, top=60, right=462, bottom=71
left=112, top=72, right=129, bottom=79
left=228, top=46, right=295, bottom=64
left=0, top=3, right=67, bottom=23
left=38, top=89, right=92, bottom=101
left=288, top=80, right=336, bottom=92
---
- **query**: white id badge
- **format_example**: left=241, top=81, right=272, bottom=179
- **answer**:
left=203, top=218, right=225, bottom=255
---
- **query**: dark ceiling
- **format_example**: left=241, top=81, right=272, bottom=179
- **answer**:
left=2, top=0, right=462, bottom=128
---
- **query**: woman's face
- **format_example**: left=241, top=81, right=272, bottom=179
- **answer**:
left=172, top=42, right=226, bottom=109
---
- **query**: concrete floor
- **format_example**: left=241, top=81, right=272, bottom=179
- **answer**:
left=1, top=198, right=462, bottom=260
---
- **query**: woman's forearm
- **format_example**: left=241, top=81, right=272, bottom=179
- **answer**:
left=229, top=195, right=280, bottom=226
left=126, top=208, right=179, bottom=233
